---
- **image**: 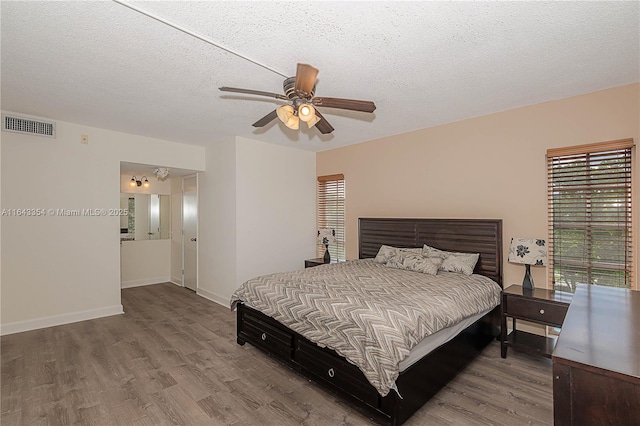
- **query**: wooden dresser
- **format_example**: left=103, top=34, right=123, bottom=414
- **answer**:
left=552, top=284, right=640, bottom=425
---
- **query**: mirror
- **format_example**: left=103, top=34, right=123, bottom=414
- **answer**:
left=120, top=194, right=170, bottom=241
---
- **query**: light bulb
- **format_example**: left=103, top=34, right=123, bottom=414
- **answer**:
left=142, top=177, right=150, bottom=188
left=298, top=104, right=315, bottom=122
left=129, top=177, right=137, bottom=187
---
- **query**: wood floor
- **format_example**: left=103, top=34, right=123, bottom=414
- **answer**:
left=1, top=283, right=553, bottom=425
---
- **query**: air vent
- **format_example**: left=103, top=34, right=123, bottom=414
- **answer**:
left=2, top=114, right=56, bottom=138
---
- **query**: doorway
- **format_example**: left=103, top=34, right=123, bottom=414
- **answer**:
left=183, top=175, right=198, bottom=291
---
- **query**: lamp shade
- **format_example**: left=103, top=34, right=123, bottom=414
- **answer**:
left=276, top=105, right=300, bottom=130
left=284, top=115, right=299, bottom=130
left=317, top=228, right=337, bottom=245
left=508, top=238, right=547, bottom=266
left=306, top=114, right=321, bottom=129
left=276, top=105, right=294, bottom=122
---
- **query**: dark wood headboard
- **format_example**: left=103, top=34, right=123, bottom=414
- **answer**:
left=358, top=218, right=503, bottom=287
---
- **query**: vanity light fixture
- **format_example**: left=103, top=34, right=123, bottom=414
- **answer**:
left=129, top=176, right=150, bottom=188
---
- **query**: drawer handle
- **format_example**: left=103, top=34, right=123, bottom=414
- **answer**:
left=328, top=368, right=335, bottom=378
left=261, top=333, right=267, bottom=341
left=540, top=309, right=545, bottom=314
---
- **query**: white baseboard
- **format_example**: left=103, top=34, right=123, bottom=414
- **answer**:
left=121, top=276, right=171, bottom=289
left=170, top=276, right=183, bottom=286
left=0, top=304, right=124, bottom=336
left=197, top=288, right=228, bottom=307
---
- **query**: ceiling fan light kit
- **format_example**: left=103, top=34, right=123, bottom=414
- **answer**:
left=220, top=63, right=376, bottom=135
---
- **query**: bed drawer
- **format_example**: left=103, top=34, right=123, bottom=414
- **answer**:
left=294, top=339, right=379, bottom=407
left=240, top=311, right=293, bottom=358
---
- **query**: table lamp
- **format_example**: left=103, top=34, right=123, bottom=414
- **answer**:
left=317, top=228, right=337, bottom=264
left=508, top=237, right=547, bottom=291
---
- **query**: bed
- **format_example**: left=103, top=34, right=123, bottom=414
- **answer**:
left=232, top=218, right=503, bottom=425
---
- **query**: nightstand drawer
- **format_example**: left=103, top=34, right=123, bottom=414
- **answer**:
left=506, top=297, right=567, bottom=326
left=305, top=258, right=325, bottom=268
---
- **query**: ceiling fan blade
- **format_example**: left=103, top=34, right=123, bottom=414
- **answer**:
left=294, top=63, right=319, bottom=96
left=252, top=110, right=278, bottom=128
left=312, top=97, right=376, bottom=113
left=219, top=86, right=288, bottom=100
left=312, top=109, right=335, bottom=134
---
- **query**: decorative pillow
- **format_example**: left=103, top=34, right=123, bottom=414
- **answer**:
left=422, top=244, right=479, bottom=275
left=373, top=245, right=422, bottom=264
left=421, top=244, right=450, bottom=259
left=440, top=252, right=480, bottom=275
left=385, top=253, right=443, bottom=275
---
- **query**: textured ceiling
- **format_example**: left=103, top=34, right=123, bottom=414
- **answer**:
left=2, top=1, right=638, bottom=152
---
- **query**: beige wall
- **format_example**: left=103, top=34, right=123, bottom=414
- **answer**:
left=1, top=113, right=205, bottom=334
left=317, top=83, right=639, bottom=290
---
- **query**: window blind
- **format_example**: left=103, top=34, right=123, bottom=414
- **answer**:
left=317, top=174, right=345, bottom=261
left=547, top=139, right=634, bottom=292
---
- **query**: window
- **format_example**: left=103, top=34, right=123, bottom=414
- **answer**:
left=317, top=174, right=345, bottom=261
left=547, top=139, right=634, bottom=292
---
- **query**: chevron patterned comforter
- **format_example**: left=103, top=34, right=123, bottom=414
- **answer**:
left=230, top=259, right=501, bottom=396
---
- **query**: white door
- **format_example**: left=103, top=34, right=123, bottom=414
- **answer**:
left=183, top=176, right=198, bottom=291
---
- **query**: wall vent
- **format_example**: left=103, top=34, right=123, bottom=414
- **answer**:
left=2, top=114, right=56, bottom=138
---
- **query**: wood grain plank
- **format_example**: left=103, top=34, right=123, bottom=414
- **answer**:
left=1, top=283, right=551, bottom=425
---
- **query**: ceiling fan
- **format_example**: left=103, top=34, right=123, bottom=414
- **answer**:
left=219, top=63, right=376, bottom=134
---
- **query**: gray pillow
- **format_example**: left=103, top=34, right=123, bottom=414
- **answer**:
left=422, top=244, right=479, bottom=275
left=373, top=245, right=422, bottom=264
left=385, top=252, right=443, bottom=275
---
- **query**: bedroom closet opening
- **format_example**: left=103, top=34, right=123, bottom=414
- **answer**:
left=119, top=162, right=199, bottom=292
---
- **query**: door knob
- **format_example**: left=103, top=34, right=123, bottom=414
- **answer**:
left=190, top=238, right=197, bottom=242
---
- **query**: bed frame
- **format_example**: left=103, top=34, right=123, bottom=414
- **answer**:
left=236, top=218, right=503, bottom=425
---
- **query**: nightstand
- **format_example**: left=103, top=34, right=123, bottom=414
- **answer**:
left=501, top=285, right=572, bottom=359
left=304, top=258, right=328, bottom=268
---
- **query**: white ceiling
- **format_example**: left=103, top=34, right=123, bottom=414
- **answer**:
left=2, top=1, right=638, bottom=152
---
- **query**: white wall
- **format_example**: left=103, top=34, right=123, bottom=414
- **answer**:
left=197, top=138, right=237, bottom=305
left=197, top=136, right=317, bottom=306
left=120, top=239, right=171, bottom=287
left=0, top=112, right=205, bottom=335
left=170, top=176, right=183, bottom=285
left=235, top=137, right=316, bottom=285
